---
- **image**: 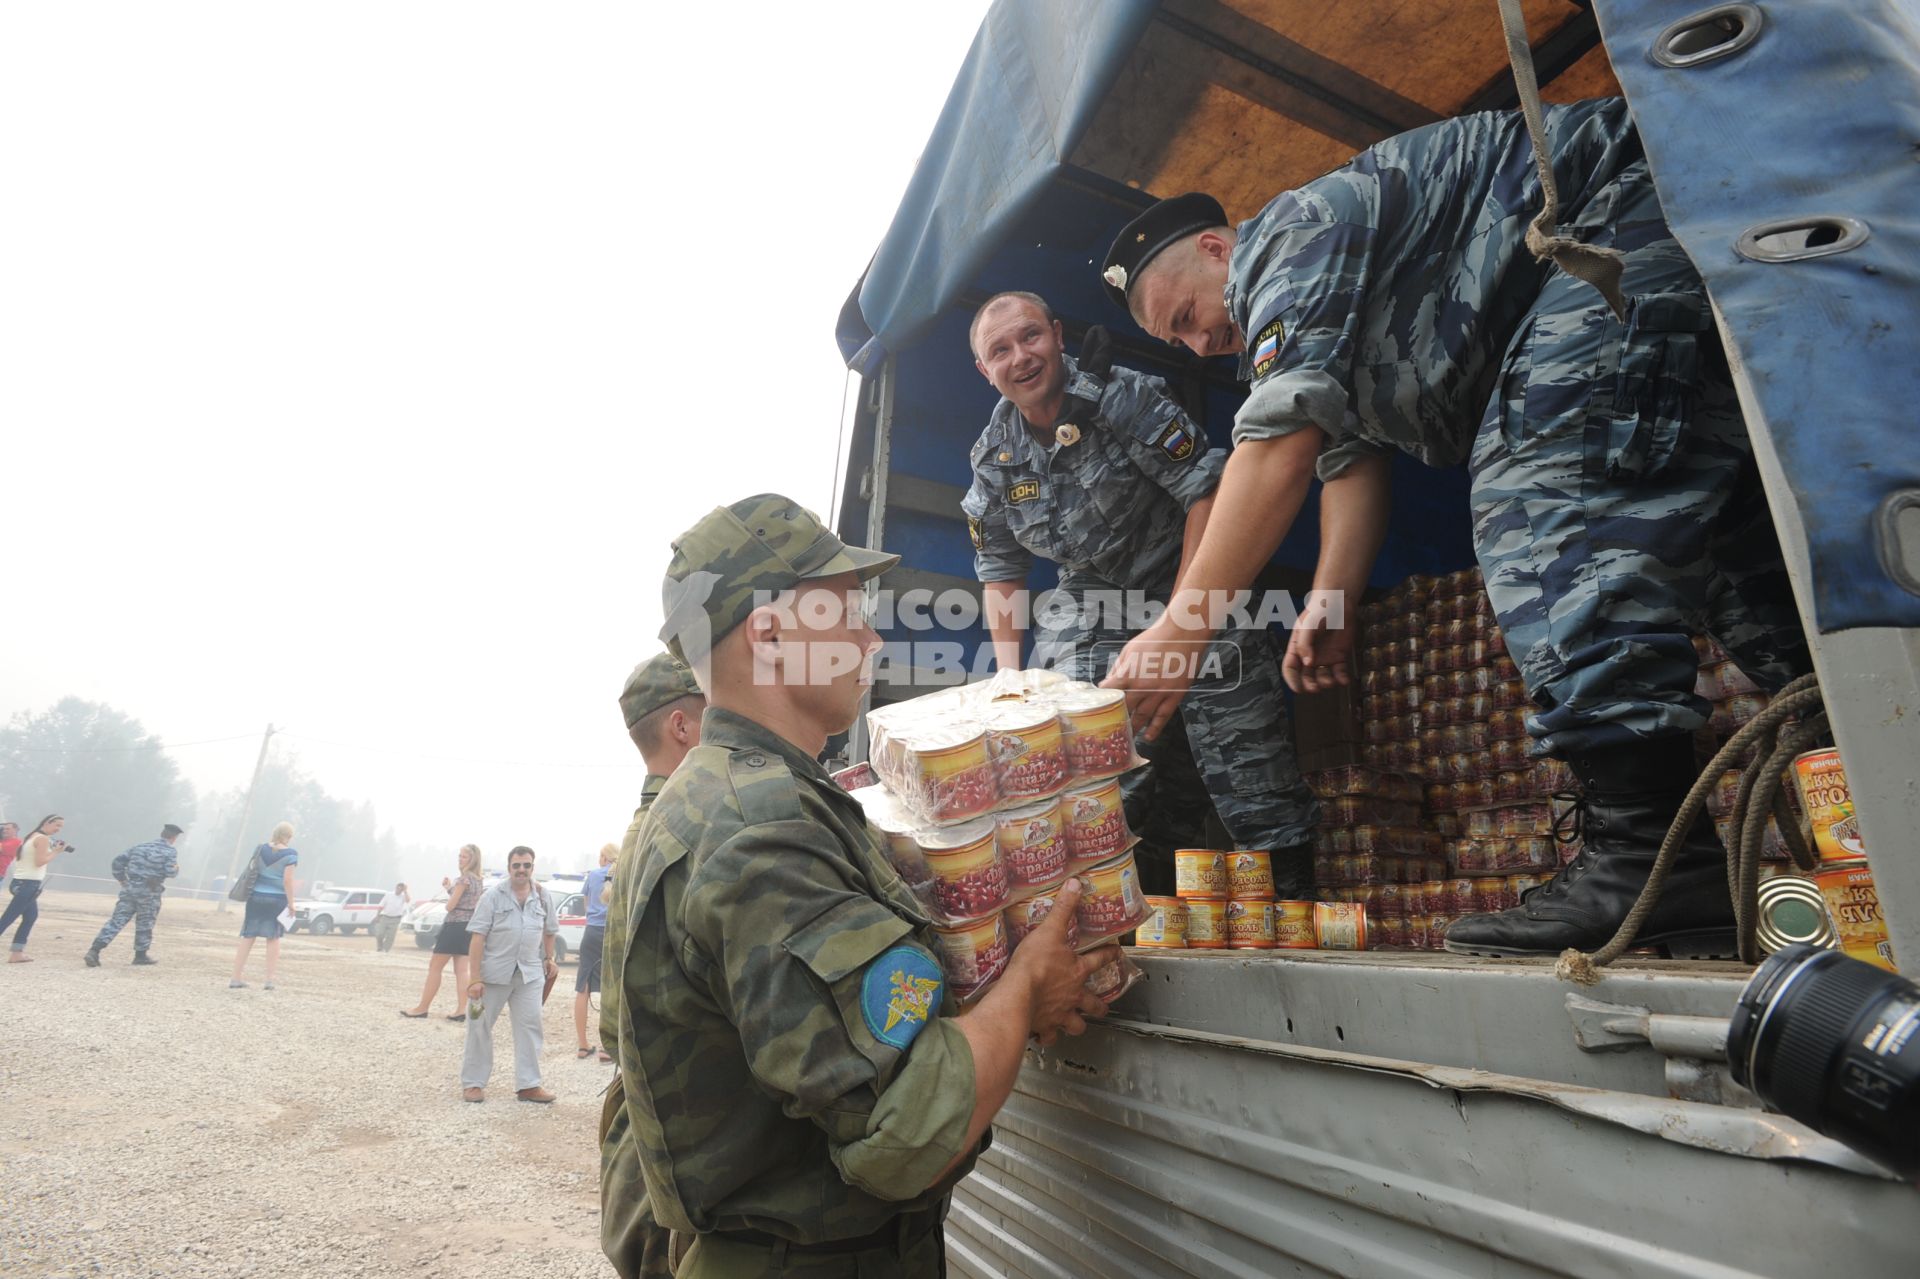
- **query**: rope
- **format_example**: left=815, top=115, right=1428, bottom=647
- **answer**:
left=1555, top=674, right=1826, bottom=983
left=1493, top=0, right=1629, bottom=320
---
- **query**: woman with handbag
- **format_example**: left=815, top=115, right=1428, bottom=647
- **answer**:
left=230, top=821, right=299, bottom=989
left=1, top=815, right=69, bottom=963
left=399, top=844, right=483, bottom=1020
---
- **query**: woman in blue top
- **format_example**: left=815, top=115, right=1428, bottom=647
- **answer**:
left=230, top=821, right=299, bottom=989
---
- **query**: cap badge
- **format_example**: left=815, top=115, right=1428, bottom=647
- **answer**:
left=1102, top=264, right=1128, bottom=293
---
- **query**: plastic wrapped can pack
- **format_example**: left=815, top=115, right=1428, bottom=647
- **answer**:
left=992, top=798, right=1070, bottom=893
left=1062, top=778, right=1132, bottom=866
left=1004, top=880, right=1079, bottom=949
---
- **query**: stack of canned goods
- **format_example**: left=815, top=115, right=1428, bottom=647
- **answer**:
left=1789, top=747, right=1897, bottom=972
left=1136, top=849, right=1325, bottom=951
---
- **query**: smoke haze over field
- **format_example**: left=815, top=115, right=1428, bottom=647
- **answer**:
left=0, top=3, right=990, bottom=872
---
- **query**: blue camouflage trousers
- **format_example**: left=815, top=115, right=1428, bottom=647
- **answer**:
left=1030, top=579, right=1319, bottom=890
left=1470, top=162, right=1808, bottom=757
left=93, top=886, right=163, bottom=952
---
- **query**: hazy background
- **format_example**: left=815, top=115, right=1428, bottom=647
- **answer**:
left=0, top=2, right=992, bottom=891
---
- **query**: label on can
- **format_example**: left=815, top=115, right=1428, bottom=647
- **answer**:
left=1226, top=899, right=1277, bottom=948
left=1185, top=898, right=1228, bottom=949
left=1136, top=896, right=1188, bottom=948
left=1175, top=848, right=1228, bottom=898
left=1227, top=850, right=1275, bottom=900
left=1075, top=850, right=1148, bottom=943
left=1814, top=860, right=1898, bottom=972
left=1793, top=748, right=1867, bottom=861
left=1312, top=901, right=1368, bottom=951
left=1274, top=900, right=1316, bottom=949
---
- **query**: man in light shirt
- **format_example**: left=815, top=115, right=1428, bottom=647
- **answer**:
left=461, top=847, right=559, bottom=1103
left=371, top=883, right=410, bottom=952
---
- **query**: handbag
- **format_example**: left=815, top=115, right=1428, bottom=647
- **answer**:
left=227, top=848, right=265, bottom=902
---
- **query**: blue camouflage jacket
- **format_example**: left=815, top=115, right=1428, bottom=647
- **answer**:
left=962, top=355, right=1224, bottom=592
left=1227, top=97, right=1642, bottom=479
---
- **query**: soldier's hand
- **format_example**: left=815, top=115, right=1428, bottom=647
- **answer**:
left=1282, top=594, right=1355, bottom=693
left=1007, top=879, right=1116, bottom=1045
left=1101, top=614, right=1208, bottom=741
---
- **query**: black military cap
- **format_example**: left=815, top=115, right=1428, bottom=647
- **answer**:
left=161, top=823, right=185, bottom=839
left=1101, top=192, right=1230, bottom=311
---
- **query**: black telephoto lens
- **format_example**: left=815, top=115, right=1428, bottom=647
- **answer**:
left=1728, top=943, right=1918, bottom=1179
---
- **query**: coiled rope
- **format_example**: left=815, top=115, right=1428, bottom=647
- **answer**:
left=1556, top=674, right=1826, bottom=984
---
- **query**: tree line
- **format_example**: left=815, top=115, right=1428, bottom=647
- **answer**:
left=0, top=698, right=424, bottom=893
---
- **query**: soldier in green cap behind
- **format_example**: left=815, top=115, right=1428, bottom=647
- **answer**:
left=604, top=493, right=1116, bottom=1278
left=601, top=650, right=706, bottom=1278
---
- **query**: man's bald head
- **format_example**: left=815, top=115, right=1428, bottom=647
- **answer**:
left=968, top=291, right=1054, bottom=359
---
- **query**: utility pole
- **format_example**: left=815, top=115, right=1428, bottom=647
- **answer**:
left=215, top=723, right=276, bottom=912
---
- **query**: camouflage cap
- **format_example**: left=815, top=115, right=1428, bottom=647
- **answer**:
left=660, top=493, right=898, bottom=664
left=619, top=652, right=703, bottom=730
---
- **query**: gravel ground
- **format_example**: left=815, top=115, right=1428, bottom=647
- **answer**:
left=0, top=893, right=614, bottom=1279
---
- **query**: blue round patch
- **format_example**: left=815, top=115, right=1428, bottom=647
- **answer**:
left=860, top=946, right=944, bottom=1051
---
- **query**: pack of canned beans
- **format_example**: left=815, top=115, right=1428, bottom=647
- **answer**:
left=865, top=668, right=1146, bottom=827
left=851, top=671, right=1152, bottom=1003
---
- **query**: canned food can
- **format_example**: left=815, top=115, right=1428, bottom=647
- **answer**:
left=1075, top=849, right=1149, bottom=943
left=1061, top=778, right=1131, bottom=867
left=992, top=798, right=1070, bottom=892
left=1135, top=895, right=1188, bottom=948
left=1226, top=899, right=1278, bottom=949
left=1274, top=900, right=1316, bottom=949
left=1791, top=749, right=1867, bottom=861
left=1471, top=876, right=1511, bottom=914
left=917, top=819, right=1010, bottom=921
left=1004, top=880, right=1080, bottom=949
left=1313, top=901, right=1368, bottom=950
left=984, top=703, right=1070, bottom=800
left=932, top=912, right=1011, bottom=988
left=903, top=725, right=1000, bottom=822
left=1057, top=688, right=1136, bottom=779
left=1753, top=874, right=1838, bottom=956
left=1227, top=850, right=1276, bottom=900
left=1185, top=898, right=1228, bottom=949
left=1813, top=859, right=1898, bottom=972
left=1175, top=848, right=1229, bottom=898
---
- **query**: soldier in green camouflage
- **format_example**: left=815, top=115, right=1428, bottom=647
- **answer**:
left=601, top=650, right=705, bottom=1279
left=603, top=493, right=1116, bottom=1278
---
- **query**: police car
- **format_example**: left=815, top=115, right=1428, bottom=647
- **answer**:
left=291, top=886, right=389, bottom=936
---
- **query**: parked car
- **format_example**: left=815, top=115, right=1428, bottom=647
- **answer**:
left=554, top=890, right=588, bottom=965
left=292, top=886, right=388, bottom=936
left=403, top=895, right=448, bottom=949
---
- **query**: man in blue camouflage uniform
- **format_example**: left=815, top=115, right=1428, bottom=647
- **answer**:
left=1101, top=98, right=1807, bottom=957
left=610, top=494, right=1117, bottom=1278
left=85, top=823, right=184, bottom=966
left=962, top=291, right=1318, bottom=896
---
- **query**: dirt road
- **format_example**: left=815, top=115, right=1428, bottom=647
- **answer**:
left=0, top=893, right=613, bottom=1278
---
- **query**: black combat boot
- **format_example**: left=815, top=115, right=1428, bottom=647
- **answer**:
left=83, top=947, right=102, bottom=967
left=132, top=951, right=157, bottom=965
left=1445, top=736, right=1736, bottom=959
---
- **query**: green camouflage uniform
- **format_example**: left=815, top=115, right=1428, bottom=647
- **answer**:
left=603, top=654, right=703, bottom=1279
left=606, top=496, right=975, bottom=1279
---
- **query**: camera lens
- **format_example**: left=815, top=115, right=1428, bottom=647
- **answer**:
left=1727, top=943, right=1918, bottom=1179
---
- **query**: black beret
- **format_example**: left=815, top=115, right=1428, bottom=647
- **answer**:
left=1101, top=192, right=1230, bottom=312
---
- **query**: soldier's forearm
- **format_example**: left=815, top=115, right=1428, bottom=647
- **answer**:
left=937, top=972, right=1038, bottom=1180
left=1173, top=493, right=1217, bottom=592
left=1311, top=452, right=1393, bottom=609
left=1165, top=431, right=1322, bottom=631
left=983, top=578, right=1028, bottom=671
